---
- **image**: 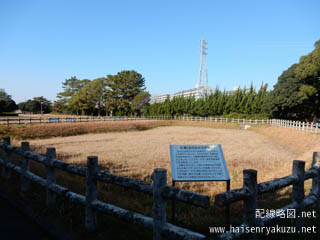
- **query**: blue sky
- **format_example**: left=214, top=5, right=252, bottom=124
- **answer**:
left=1, top=0, right=319, bottom=103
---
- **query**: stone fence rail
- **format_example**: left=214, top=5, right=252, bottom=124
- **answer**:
left=0, top=138, right=320, bottom=239
left=0, top=137, right=209, bottom=240
left=214, top=152, right=320, bottom=240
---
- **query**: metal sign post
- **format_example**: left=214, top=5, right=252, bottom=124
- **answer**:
left=170, top=144, right=231, bottom=227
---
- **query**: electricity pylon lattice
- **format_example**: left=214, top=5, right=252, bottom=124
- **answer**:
left=196, top=39, right=208, bottom=89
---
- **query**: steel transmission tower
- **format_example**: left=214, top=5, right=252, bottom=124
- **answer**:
left=196, top=39, right=208, bottom=89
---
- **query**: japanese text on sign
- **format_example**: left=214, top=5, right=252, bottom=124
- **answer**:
left=170, top=145, right=230, bottom=181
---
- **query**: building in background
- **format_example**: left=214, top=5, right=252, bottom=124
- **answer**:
left=151, top=39, right=212, bottom=103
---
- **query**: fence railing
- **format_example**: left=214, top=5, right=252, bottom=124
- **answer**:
left=0, top=115, right=273, bottom=126
left=0, top=116, right=152, bottom=125
left=0, top=137, right=209, bottom=240
left=214, top=152, right=320, bottom=240
left=1, top=137, right=319, bottom=239
left=1, top=116, right=319, bottom=134
left=271, top=119, right=320, bottom=134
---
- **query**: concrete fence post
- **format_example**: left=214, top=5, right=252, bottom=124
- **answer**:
left=311, top=153, right=320, bottom=198
left=243, top=169, right=257, bottom=240
left=45, top=148, right=56, bottom=208
left=1, top=137, right=11, bottom=179
left=291, top=160, right=305, bottom=230
left=20, top=142, right=30, bottom=194
left=152, top=168, right=167, bottom=240
left=85, top=156, right=98, bottom=231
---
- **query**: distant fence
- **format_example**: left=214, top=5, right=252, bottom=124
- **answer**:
left=271, top=119, right=320, bottom=134
left=0, top=137, right=209, bottom=240
left=0, top=116, right=140, bottom=125
left=1, top=116, right=319, bottom=134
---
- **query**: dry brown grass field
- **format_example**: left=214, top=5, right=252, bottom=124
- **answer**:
left=0, top=120, right=170, bottom=139
left=2, top=120, right=320, bottom=239
left=11, top=122, right=320, bottom=196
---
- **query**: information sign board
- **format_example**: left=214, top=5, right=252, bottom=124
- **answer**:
left=170, top=144, right=230, bottom=181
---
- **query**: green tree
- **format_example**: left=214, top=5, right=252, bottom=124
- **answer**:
left=18, top=97, right=51, bottom=113
left=106, top=70, right=146, bottom=116
left=244, top=84, right=255, bottom=114
left=57, top=76, right=90, bottom=99
left=69, top=78, right=108, bottom=115
left=266, top=40, right=320, bottom=121
left=0, top=89, right=17, bottom=113
left=56, top=76, right=90, bottom=113
left=131, top=92, right=151, bottom=116
left=33, top=96, right=52, bottom=113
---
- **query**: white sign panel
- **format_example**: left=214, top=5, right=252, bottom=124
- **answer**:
left=170, top=145, right=230, bottom=181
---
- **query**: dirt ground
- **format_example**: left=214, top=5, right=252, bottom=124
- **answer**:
left=18, top=125, right=320, bottom=195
